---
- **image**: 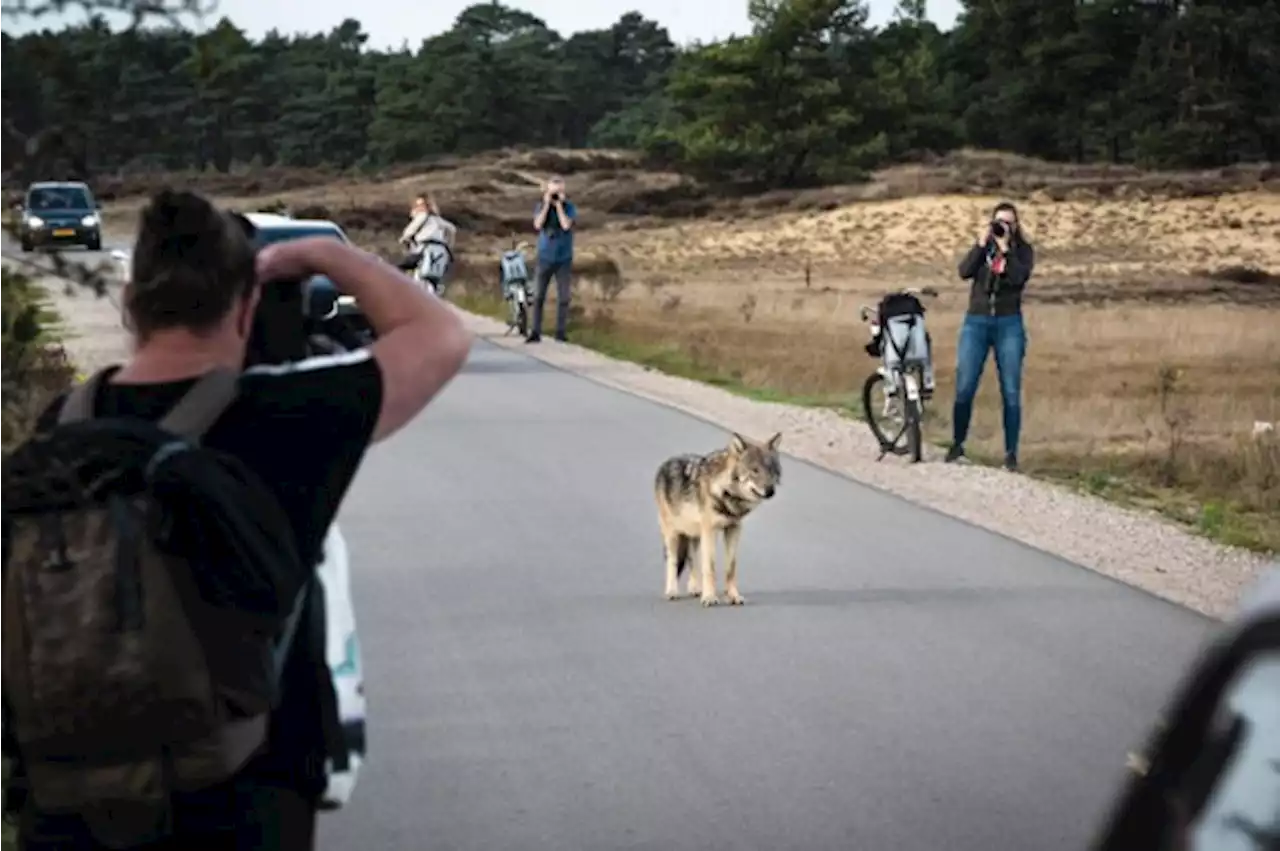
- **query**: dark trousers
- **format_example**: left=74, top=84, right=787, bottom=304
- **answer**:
left=18, top=782, right=317, bottom=851
left=529, top=260, right=572, bottom=339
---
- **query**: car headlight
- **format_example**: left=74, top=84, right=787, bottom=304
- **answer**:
left=26, top=215, right=44, bottom=228
left=81, top=214, right=99, bottom=227
left=337, top=295, right=356, bottom=307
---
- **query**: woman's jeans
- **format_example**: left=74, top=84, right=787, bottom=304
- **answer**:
left=952, top=313, right=1027, bottom=457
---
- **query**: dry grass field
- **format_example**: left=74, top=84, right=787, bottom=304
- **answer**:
left=92, top=149, right=1280, bottom=551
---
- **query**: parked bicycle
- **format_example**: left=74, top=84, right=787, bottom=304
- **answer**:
left=858, top=286, right=938, bottom=463
left=499, top=241, right=533, bottom=336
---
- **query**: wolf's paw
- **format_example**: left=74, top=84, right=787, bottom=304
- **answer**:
left=700, top=593, right=720, bottom=608
left=726, top=590, right=746, bottom=606
left=664, top=586, right=683, bottom=601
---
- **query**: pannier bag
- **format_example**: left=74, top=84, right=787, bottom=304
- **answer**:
left=870, top=291, right=935, bottom=396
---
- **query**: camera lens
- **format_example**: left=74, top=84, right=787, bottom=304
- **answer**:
left=991, top=221, right=1008, bottom=238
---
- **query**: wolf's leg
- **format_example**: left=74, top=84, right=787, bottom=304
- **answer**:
left=684, top=537, right=702, bottom=597
left=698, top=521, right=719, bottom=607
left=662, top=529, right=684, bottom=600
left=723, top=523, right=745, bottom=605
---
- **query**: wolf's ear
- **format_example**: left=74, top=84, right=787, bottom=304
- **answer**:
left=729, top=433, right=748, bottom=455
left=766, top=432, right=783, bottom=451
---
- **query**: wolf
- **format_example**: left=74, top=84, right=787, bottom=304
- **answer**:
left=653, top=431, right=783, bottom=607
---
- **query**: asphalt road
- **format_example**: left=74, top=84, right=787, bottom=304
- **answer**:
left=318, top=340, right=1215, bottom=851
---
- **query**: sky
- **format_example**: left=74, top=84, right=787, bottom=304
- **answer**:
left=1, top=0, right=963, bottom=49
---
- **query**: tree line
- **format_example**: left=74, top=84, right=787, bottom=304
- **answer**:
left=3, top=0, right=1278, bottom=189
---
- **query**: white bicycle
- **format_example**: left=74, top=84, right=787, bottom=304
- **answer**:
left=858, top=286, right=938, bottom=463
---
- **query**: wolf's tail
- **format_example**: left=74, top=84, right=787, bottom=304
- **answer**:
left=674, top=535, right=691, bottom=577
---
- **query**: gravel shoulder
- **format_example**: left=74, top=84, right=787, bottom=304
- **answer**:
left=458, top=311, right=1273, bottom=621
left=30, top=267, right=1272, bottom=620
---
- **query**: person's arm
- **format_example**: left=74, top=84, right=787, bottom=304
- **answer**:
left=958, top=242, right=986, bottom=280
left=301, top=240, right=470, bottom=443
left=554, top=200, right=574, bottom=231
left=533, top=200, right=550, bottom=231
left=1003, top=242, right=1035, bottom=291
left=400, top=212, right=426, bottom=245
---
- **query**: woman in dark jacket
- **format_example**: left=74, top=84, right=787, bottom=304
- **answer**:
left=947, top=201, right=1035, bottom=471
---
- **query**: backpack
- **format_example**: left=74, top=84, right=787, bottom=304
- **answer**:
left=418, top=239, right=454, bottom=286
left=1, top=367, right=307, bottom=848
left=500, top=249, right=529, bottom=288
left=313, top=524, right=366, bottom=809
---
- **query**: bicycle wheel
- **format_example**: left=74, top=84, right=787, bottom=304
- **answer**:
left=904, top=397, right=922, bottom=463
left=516, top=302, right=528, bottom=337
left=862, top=371, right=907, bottom=454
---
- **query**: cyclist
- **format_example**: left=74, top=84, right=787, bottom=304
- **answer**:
left=395, top=192, right=453, bottom=272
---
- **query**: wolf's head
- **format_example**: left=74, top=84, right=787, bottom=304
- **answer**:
left=727, top=432, right=783, bottom=502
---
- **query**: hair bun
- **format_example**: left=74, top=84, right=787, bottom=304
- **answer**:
left=139, top=189, right=224, bottom=254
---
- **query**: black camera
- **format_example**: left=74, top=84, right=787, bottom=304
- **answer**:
left=233, top=215, right=373, bottom=368
left=246, top=275, right=379, bottom=368
left=990, top=220, right=1009, bottom=239
left=550, top=192, right=563, bottom=203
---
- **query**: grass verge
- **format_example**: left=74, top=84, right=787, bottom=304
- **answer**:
left=451, top=279, right=1278, bottom=555
left=452, top=286, right=856, bottom=413
left=2, top=269, right=76, bottom=451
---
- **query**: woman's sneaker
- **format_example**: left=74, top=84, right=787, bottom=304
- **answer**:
left=1003, top=453, right=1019, bottom=472
left=944, top=444, right=966, bottom=463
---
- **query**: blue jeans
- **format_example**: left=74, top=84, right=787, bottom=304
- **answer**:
left=952, top=313, right=1027, bottom=457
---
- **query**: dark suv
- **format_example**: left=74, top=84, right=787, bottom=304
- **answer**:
left=17, top=181, right=103, bottom=252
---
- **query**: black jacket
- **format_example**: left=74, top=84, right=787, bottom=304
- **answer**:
left=958, top=239, right=1035, bottom=317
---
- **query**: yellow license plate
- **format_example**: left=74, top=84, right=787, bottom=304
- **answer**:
left=52, top=228, right=75, bottom=237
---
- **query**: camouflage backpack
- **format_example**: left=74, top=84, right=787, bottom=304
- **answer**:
left=1, top=367, right=306, bottom=848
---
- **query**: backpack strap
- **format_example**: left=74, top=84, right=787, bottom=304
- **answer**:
left=56, top=366, right=121, bottom=425
left=273, top=582, right=309, bottom=681
left=158, top=368, right=241, bottom=442
left=55, top=367, right=239, bottom=442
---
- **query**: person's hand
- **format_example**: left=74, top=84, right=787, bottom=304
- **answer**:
left=976, top=227, right=990, bottom=246
left=993, top=232, right=1011, bottom=254
left=255, top=236, right=333, bottom=284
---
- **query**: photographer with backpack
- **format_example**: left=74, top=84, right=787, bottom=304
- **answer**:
left=946, top=201, right=1035, bottom=472
left=2, top=190, right=471, bottom=850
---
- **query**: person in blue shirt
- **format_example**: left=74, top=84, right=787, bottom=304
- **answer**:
left=527, top=175, right=577, bottom=343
